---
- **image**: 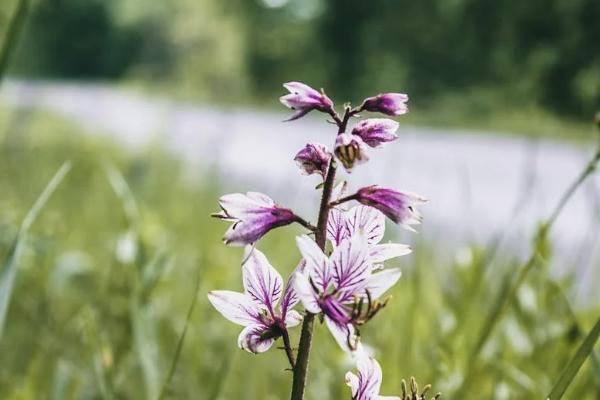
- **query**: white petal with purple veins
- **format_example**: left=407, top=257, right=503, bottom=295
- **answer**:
left=364, top=268, right=402, bottom=299
left=218, top=192, right=273, bottom=218
left=284, top=310, right=303, bottom=328
left=292, top=271, right=321, bottom=314
left=327, top=208, right=350, bottom=246
left=355, top=355, right=383, bottom=399
left=331, top=234, right=371, bottom=294
left=296, top=235, right=332, bottom=291
left=369, top=243, right=411, bottom=264
left=242, top=248, right=283, bottom=313
left=207, top=290, right=261, bottom=326
left=325, top=316, right=359, bottom=354
left=237, top=325, right=275, bottom=354
left=346, top=206, right=385, bottom=245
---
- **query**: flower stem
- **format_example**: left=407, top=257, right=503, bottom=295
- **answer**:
left=290, top=162, right=337, bottom=400
left=281, top=329, right=296, bottom=369
left=328, top=193, right=358, bottom=208
left=290, top=108, right=351, bottom=400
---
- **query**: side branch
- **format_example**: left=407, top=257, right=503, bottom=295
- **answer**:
left=293, top=215, right=317, bottom=232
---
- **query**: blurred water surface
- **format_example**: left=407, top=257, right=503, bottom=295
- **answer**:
left=2, top=80, right=599, bottom=303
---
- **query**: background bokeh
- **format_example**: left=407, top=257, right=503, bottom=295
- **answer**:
left=1, top=0, right=599, bottom=399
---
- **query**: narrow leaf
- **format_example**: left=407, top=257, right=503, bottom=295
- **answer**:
left=158, top=269, right=202, bottom=400
left=547, top=316, right=600, bottom=400
left=0, top=161, right=71, bottom=338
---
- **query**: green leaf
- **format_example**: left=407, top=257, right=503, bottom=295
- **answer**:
left=547, top=316, right=600, bottom=400
left=0, top=161, right=71, bottom=339
left=0, top=0, right=30, bottom=83
left=158, top=269, right=201, bottom=400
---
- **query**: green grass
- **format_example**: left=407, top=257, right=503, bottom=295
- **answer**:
left=0, top=106, right=599, bottom=399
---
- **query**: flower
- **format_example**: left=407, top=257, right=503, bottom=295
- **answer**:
left=345, top=355, right=400, bottom=400
left=355, top=186, right=426, bottom=231
left=280, top=82, right=334, bottom=121
left=207, top=248, right=302, bottom=353
left=351, top=118, right=399, bottom=148
left=294, top=142, right=332, bottom=177
left=328, top=205, right=412, bottom=263
left=335, top=133, right=369, bottom=172
left=213, top=192, right=297, bottom=246
left=293, top=233, right=401, bottom=353
left=362, top=93, right=409, bottom=116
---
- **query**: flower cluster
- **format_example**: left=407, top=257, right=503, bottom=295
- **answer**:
left=208, top=82, right=426, bottom=399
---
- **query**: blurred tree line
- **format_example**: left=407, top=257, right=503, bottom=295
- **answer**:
left=1, top=0, right=598, bottom=118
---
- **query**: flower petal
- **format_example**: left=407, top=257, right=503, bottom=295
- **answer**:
left=280, top=273, right=299, bottom=318
left=284, top=310, right=303, bottom=328
left=292, top=271, right=321, bottom=314
left=364, top=268, right=402, bottom=300
left=331, top=234, right=371, bottom=294
left=324, top=315, right=359, bottom=354
left=218, top=192, right=274, bottom=219
left=355, top=355, right=383, bottom=399
left=369, top=243, right=412, bottom=264
left=207, top=290, right=261, bottom=326
left=283, top=81, right=321, bottom=97
left=296, top=235, right=332, bottom=291
left=237, top=325, right=276, bottom=354
left=346, top=206, right=385, bottom=245
left=242, top=248, right=284, bottom=314
left=345, top=371, right=360, bottom=398
left=327, top=208, right=350, bottom=246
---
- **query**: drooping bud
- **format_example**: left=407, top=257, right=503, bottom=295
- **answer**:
left=294, top=142, right=332, bottom=177
left=356, top=185, right=426, bottom=230
left=362, top=93, right=409, bottom=116
left=280, top=82, right=334, bottom=121
left=334, top=133, right=369, bottom=172
left=351, top=118, right=399, bottom=148
left=213, top=192, right=297, bottom=245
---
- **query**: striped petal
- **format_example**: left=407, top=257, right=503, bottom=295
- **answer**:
left=331, top=234, right=371, bottom=294
left=242, top=248, right=283, bottom=314
left=207, top=290, right=261, bottom=326
left=346, top=206, right=385, bottom=245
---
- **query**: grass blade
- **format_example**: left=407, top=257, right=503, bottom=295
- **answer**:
left=0, top=161, right=71, bottom=339
left=0, top=0, right=30, bottom=84
left=547, top=316, right=600, bottom=400
left=158, top=269, right=202, bottom=400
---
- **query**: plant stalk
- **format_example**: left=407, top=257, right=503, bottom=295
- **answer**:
left=290, top=107, right=352, bottom=400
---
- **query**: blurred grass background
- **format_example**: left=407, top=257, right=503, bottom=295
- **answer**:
left=1, top=0, right=600, bottom=398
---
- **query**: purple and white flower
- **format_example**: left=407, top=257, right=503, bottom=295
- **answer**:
left=207, top=248, right=302, bottom=354
left=213, top=192, right=297, bottom=246
left=293, top=233, right=401, bottom=353
left=362, top=93, right=409, bottom=116
left=351, top=119, right=399, bottom=148
left=335, top=133, right=369, bottom=172
left=346, top=355, right=400, bottom=400
left=294, top=142, right=332, bottom=177
left=280, top=82, right=334, bottom=121
left=355, top=186, right=426, bottom=231
left=328, top=205, right=412, bottom=264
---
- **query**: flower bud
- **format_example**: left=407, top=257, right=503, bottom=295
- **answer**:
left=213, top=192, right=297, bottom=245
left=294, top=142, right=332, bottom=177
left=356, top=185, right=426, bottom=230
left=351, top=118, right=399, bottom=148
left=280, top=82, right=334, bottom=121
left=334, top=133, right=369, bottom=172
left=362, top=93, right=409, bottom=116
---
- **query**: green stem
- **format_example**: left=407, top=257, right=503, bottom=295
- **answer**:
left=0, top=0, right=30, bottom=84
left=456, top=141, right=600, bottom=396
left=289, top=161, right=337, bottom=400
left=290, top=107, right=352, bottom=400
